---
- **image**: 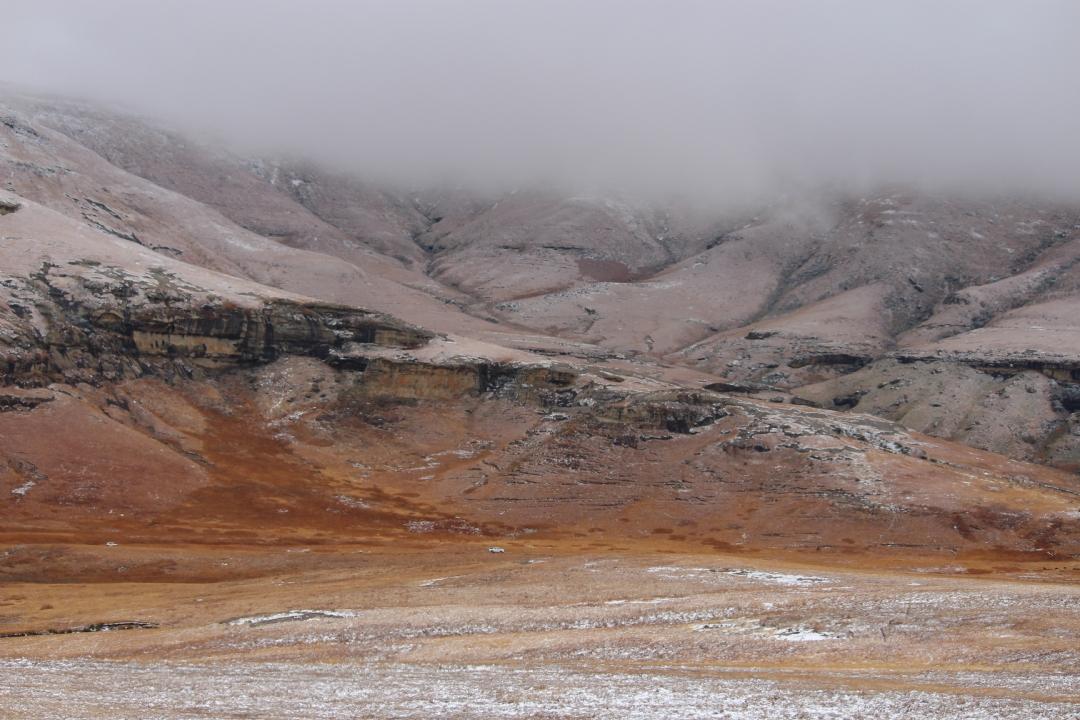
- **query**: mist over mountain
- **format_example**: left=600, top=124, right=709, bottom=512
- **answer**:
left=6, top=0, right=1080, bottom=204
left=4, top=4, right=1080, bottom=717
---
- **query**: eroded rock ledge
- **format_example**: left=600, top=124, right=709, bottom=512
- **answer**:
left=1, top=261, right=432, bottom=386
left=893, top=349, right=1080, bottom=383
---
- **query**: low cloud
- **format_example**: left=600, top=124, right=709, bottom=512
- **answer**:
left=5, top=0, right=1080, bottom=204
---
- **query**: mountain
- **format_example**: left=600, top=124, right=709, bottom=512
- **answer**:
left=2, top=89, right=1078, bottom=559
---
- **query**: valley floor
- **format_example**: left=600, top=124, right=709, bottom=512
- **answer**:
left=1, top=542, right=1078, bottom=718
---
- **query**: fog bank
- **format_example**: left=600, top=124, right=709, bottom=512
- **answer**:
left=5, top=1, right=1080, bottom=203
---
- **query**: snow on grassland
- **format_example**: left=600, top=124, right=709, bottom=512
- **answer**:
left=646, top=565, right=831, bottom=586
left=226, top=610, right=357, bottom=627
left=0, top=659, right=1073, bottom=719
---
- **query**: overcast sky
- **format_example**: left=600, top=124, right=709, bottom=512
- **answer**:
left=4, top=1, right=1080, bottom=203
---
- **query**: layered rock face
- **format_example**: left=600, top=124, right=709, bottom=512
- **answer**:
left=343, top=356, right=577, bottom=403
left=124, top=297, right=430, bottom=364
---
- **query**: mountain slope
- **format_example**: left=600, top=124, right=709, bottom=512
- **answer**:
left=1, top=187, right=1077, bottom=562
left=3, top=88, right=1080, bottom=506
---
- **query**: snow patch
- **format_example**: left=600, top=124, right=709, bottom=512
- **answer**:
left=10, top=479, right=35, bottom=497
left=227, top=610, right=356, bottom=627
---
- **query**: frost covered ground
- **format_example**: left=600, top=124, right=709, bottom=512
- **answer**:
left=0, top=547, right=1077, bottom=718
left=1, top=658, right=1076, bottom=719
